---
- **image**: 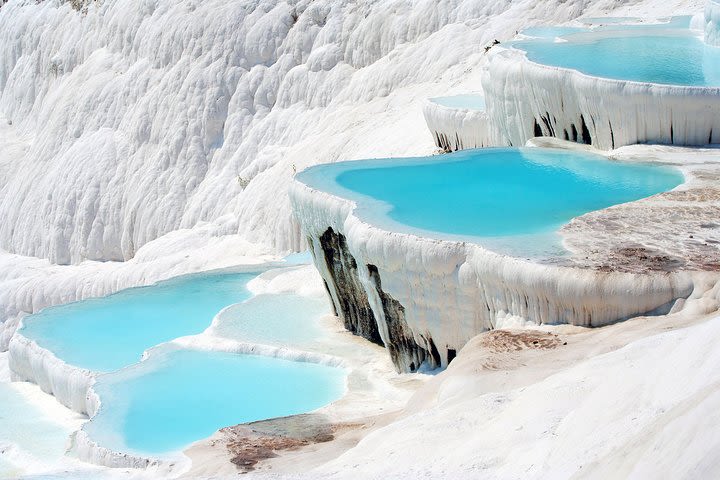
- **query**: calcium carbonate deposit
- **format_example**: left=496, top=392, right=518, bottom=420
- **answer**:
left=2, top=0, right=720, bottom=478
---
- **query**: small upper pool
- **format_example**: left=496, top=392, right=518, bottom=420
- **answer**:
left=296, top=148, right=683, bottom=256
left=512, top=18, right=720, bottom=87
left=19, top=270, right=258, bottom=372
left=84, top=348, right=346, bottom=455
left=429, top=94, right=485, bottom=110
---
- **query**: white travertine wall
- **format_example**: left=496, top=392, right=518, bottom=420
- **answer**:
left=483, top=48, right=720, bottom=150
left=705, top=0, right=720, bottom=45
left=422, top=100, right=491, bottom=152
left=8, top=332, right=97, bottom=414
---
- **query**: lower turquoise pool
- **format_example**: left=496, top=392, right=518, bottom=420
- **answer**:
left=20, top=270, right=258, bottom=372
left=85, top=348, right=346, bottom=454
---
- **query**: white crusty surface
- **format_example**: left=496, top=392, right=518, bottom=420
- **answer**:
left=483, top=43, right=720, bottom=150
left=421, top=98, right=491, bottom=152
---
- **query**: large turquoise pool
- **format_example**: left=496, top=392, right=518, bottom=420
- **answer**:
left=296, top=148, right=683, bottom=255
left=512, top=18, right=720, bottom=86
left=19, top=270, right=258, bottom=372
left=85, top=348, right=346, bottom=454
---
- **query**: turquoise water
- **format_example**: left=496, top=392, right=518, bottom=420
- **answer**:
left=430, top=94, right=485, bottom=110
left=297, top=148, right=682, bottom=253
left=512, top=21, right=720, bottom=86
left=580, top=16, right=641, bottom=25
left=282, top=250, right=313, bottom=265
left=211, top=294, right=331, bottom=346
left=86, top=348, right=346, bottom=454
left=520, top=26, right=586, bottom=38
left=20, top=270, right=258, bottom=372
left=0, top=383, right=74, bottom=477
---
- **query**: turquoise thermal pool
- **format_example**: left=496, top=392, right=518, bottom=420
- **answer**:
left=511, top=18, right=720, bottom=86
left=85, top=348, right=346, bottom=454
left=296, top=148, right=683, bottom=256
left=429, top=94, right=485, bottom=110
left=19, top=270, right=258, bottom=372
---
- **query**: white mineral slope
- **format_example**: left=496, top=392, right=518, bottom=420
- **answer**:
left=309, top=313, right=720, bottom=479
left=0, top=0, right=701, bottom=266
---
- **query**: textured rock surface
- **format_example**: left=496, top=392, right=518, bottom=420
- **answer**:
left=316, top=228, right=382, bottom=346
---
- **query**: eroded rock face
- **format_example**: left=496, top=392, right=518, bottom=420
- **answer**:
left=317, top=228, right=383, bottom=346
left=315, top=228, right=436, bottom=372
left=367, top=265, right=430, bottom=372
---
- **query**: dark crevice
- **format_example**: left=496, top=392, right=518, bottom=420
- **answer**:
left=563, top=129, right=569, bottom=141
left=609, top=121, right=615, bottom=149
left=580, top=115, right=592, bottom=145
left=541, top=113, right=554, bottom=137
left=318, top=228, right=383, bottom=346
left=427, top=336, right=441, bottom=367
left=367, top=264, right=429, bottom=372
left=533, top=118, right=543, bottom=137
left=670, top=123, right=674, bottom=144
left=447, top=349, right=457, bottom=365
left=570, top=124, right=578, bottom=142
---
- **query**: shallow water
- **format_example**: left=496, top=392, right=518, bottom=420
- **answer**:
left=429, top=94, right=485, bottom=110
left=296, top=148, right=682, bottom=256
left=211, top=293, right=331, bottom=347
left=520, top=26, right=586, bottom=38
left=86, top=348, right=346, bottom=454
left=20, top=271, right=258, bottom=372
left=513, top=20, right=720, bottom=86
left=0, top=383, right=74, bottom=477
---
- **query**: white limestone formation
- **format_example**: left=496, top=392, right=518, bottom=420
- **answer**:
left=8, top=332, right=96, bottom=414
left=289, top=170, right=701, bottom=372
left=422, top=97, right=491, bottom=152
left=483, top=47, right=720, bottom=150
left=705, top=0, right=720, bottom=45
